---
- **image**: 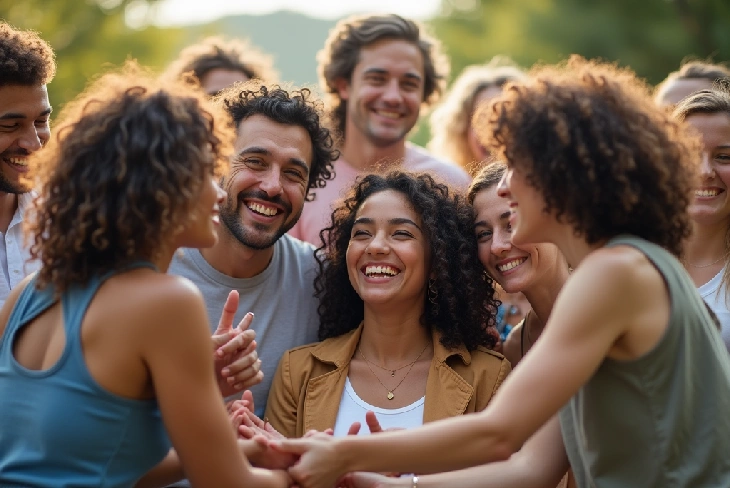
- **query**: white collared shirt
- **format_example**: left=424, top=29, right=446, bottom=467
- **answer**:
left=0, top=192, right=40, bottom=309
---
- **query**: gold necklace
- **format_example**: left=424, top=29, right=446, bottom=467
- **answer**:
left=358, top=342, right=430, bottom=400
left=686, top=251, right=730, bottom=268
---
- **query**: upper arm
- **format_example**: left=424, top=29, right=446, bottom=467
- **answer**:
left=0, top=273, right=35, bottom=341
left=479, top=249, right=645, bottom=449
left=140, top=278, right=251, bottom=487
left=264, top=351, right=299, bottom=438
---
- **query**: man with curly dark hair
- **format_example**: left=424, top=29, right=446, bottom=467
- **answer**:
left=289, top=13, right=470, bottom=247
left=168, top=83, right=338, bottom=441
left=163, top=36, right=278, bottom=96
left=0, top=22, right=55, bottom=308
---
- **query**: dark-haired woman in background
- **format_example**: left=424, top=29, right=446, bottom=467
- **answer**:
left=263, top=171, right=510, bottom=438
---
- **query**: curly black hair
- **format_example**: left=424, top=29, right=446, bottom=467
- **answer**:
left=217, top=83, right=338, bottom=201
left=0, top=22, right=56, bottom=86
left=475, top=56, right=699, bottom=257
left=315, top=171, right=498, bottom=351
left=26, top=62, right=232, bottom=294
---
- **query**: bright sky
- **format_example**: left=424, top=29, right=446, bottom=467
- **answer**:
left=152, top=0, right=442, bottom=26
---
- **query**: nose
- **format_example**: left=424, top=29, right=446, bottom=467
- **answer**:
left=259, top=168, right=283, bottom=197
left=381, top=79, right=403, bottom=105
left=699, top=151, right=715, bottom=179
left=17, top=126, right=43, bottom=153
left=214, top=180, right=226, bottom=204
left=491, top=229, right=512, bottom=256
left=365, top=230, right=390, bottom=255
left=497, top=170, right=511, bottom=198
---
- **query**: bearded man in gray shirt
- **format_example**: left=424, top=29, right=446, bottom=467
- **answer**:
left=169, top=84, right=337, bottom=421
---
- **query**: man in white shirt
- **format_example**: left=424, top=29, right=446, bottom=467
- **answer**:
left=289, top=13, right=471, bottom=247
left=0, top=23, right=55, bottom=308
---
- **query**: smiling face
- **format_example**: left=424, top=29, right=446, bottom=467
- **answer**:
left=496, top=164, right=556, bottom=247
left=220, top=114, right=313, bottom=250
left=177, top=172, right=227, bottom=249
left=0, top=84, right=51, bottom=193
left=687, top=112, right=730, bottom=227
left=473, top=185, right=559, bottom=293
left=338, top=39, right=424, bottom=148
left=346, top=189, right=430, bottom=309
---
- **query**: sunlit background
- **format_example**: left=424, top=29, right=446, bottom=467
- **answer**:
left=2, top=0, right=729, bottom=145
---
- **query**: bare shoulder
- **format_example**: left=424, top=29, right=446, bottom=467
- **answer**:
left=577, top=245, right=664, bottom=296
left=502, top=322, right=524, bottom=367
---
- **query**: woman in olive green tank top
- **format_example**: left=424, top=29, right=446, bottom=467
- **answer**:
left=268, top=57, right=730, bottom=488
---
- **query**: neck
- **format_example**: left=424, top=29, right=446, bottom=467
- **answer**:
left=0, top=192, right=19, bottom=233
left=200, top=229, right=275, bottom=279
left=521, top=263, right=570, bottom=337
left=357, top=304, right=432, bottom=367
left=340, top=126, right=407, bottom=171
left=685, top=220, right=728, bottom=265
left=552, top=228, right=605, bottom=269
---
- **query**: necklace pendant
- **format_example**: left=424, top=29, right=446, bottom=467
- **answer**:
left=391, top=371, right=395, bottom=377
left=387, top=391, right=395, bottom=400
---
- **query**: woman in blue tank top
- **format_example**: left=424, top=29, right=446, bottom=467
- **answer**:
left=0, top=64, right=289, bottom=487
left=268, top=57, right=730, bottom=488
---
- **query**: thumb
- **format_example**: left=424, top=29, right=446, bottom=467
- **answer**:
left=270, top=438, right=310, bottom=455
left=242, top=389, right=255, bottom=415
left=214, top=290, right=239, bottom=335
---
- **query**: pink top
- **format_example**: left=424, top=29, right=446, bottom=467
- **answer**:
left=290, top=143, right=471, bottom=247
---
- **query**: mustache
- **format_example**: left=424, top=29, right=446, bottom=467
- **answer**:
left=1, top=149, right=31, bottom=158
left=236, top=190, right=291, bottom=213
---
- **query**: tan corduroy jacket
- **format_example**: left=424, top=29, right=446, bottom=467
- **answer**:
left=264, top=323, right=511, bottom=438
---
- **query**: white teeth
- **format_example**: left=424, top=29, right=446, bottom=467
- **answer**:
left=247, top=202, right=277, bottom=216
left=497, top=258, right=526, bottom=272
left=7, top=158, right=27, bottom=167
left=696, top=189, right=721, bottom=198
left=364, top=265, right=400, bottom=277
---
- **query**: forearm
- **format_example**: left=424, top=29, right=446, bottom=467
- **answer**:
left=341, top=412, right=514, bottom=476
left=134, top=449, right=184, bottom=488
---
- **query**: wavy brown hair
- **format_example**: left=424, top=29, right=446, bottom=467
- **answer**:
left=25, top=63, right=233, bottom=294
left=318, top=13, right=449, bottom=139
left=0, top=22, right=56, bottom=86
left=315, top=171, right=499, bottom=351
left=655, top=60, right=730, bottom=104
left=163, top=35, right=278, bottom=90
left=475, top=56, right=699, bottom=257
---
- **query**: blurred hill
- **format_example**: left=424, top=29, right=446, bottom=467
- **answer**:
left=175, top=10, right=339, bottom=89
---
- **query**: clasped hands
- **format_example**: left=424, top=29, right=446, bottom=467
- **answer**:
left=228, top=393, right=404, bottom=488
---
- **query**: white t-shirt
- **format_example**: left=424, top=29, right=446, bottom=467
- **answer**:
left=332, top=377, right=425, bottom=437
left=698, top=267, right=730, bottom=353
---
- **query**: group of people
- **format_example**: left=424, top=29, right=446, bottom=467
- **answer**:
left=1, top=11, right=730, bottom=488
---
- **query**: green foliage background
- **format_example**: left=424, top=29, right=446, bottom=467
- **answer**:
left=2, top=0, right=728, bottom=146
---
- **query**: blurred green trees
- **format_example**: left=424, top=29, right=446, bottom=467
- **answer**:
left=430, top=0, right=730, bottom=85
left=0, top=0, right=183, bottom=112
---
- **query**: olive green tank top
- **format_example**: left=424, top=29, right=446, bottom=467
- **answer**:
left=559, top=235, right=730, bottom=488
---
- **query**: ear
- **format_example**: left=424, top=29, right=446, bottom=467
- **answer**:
left=334, top=77, right=350, bottom=101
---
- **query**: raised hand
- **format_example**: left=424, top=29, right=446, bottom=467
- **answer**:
left=212, top=290, right=263, bottom=396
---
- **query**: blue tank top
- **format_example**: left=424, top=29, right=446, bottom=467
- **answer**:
left=0, top=265, right=171, bottom=487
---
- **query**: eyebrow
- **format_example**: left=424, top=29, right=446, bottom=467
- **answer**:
left=363, top=67, right=422, bottom=83
left=238, top=146, right=310, bottom=176
left=0, top=107, right=52, bottom=121
left=354, top=216, right=422, bottom=231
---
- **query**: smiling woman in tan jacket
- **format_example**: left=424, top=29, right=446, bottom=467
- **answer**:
left=263, top=171, right=510, bottom=439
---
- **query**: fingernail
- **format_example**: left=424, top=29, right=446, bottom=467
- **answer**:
left=222, top=368, right=230, bottom=376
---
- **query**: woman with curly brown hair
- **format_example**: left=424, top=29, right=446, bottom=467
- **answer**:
left=271, top=57, right=730, bottom=488
left=674, top=86, right=730, bottom=352
left=0, top=66, right=289, bottom=487
left=260, top=171, right=509, bottom=439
